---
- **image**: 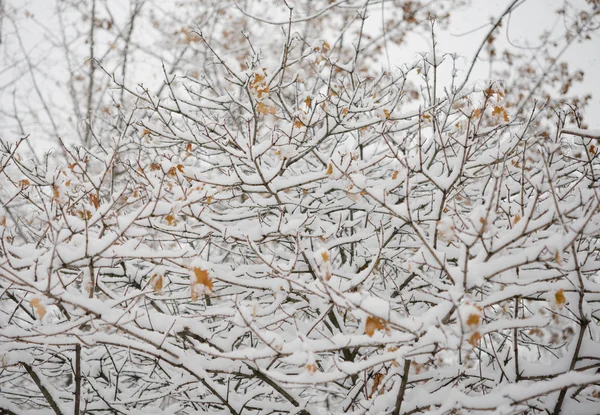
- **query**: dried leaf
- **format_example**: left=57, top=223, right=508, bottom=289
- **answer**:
left=18, top=179, right=30, bottom=187
left=90, top=193, right=99, bottom=209
left=468, top=331, right=482, bottom=346
left=191, top=267, right=213, bottom=300
left=513, top=214, right=521, bottom=225
left=326, top=163, right=333, bottom=175
left=31, top=297, right=46, bottom=319
left=370, top=373, right=385, bottom=398
left=383, top=109, right=391, bottom=119
left=555, top=289, right=566, bottom=306
left=165, top=214, right=177, bottom=226
left=304, top=97, right=312, bottom=108
left=151, top=274, right=163, bottom=293
left=257, top=102, right=276, bottom=116
left=365, top=316, right=385, bottom=336
left=392, top=170, right=399, bottom=180
left=466, top=313, right=480, bottom=327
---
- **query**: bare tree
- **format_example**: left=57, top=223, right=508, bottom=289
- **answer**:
left=0, top=1, right=599, bottom=414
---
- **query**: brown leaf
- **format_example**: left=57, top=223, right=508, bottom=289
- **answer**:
left=365, top=316, right=385, bottom=336
left=392, top=170, right=399, bottom=180
left=370, top=373, right=385, bottom=398
left=383, top=109, right=391, bottom=119
left=513, top=214, right=521, bottom=225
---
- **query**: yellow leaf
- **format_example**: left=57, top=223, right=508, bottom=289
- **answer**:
left=555, top=289, right=566, bottom=306
left=304, top=97, right=312, bottom=108
left=326, top=163, right=333, bottom=175
left=31, top=297, right=46, bottom=319
left=513, top=214, right=521, bottom=225
left=165, top=214, right=177, bottom=226
left=365, top=316, right=385, bottom=336
left=191, top=267, right=213, bottom=300
left=321, top=251, right=329, bottom=262
left=383, top=109, right=391, bottom=119
left=294, top=119, right=303, bottom=128
left=472, top=109, right=482, bottom=119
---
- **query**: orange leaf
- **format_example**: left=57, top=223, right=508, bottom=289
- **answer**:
left=257, top=102, right=276, bottom=116
left=326, top=163, right=333, bottom=175
left=466, top=313, right=480, bottom=327
left=370, top=373, right=385, bottom=398
left=468, top=331, right=482, bottom=346
left=304, top=97, right=312, bottom=108
left=31, top=297, right=46, bottom=319
left=305, top=363, right=318, bottom=374
left=191, top=267, right=213, bottom=300
left=513, top=214, right=521, bottom=225
left=165, top=214, right=177, bottom=226
left=365, top=316, right=385, bottom=336
left=151, top=274, right=163, bottom=293
left=141, top=128, right=152, bottom=137
left=186, top=143, right=193, bottom=153
left=321, top=251, right=329, bottom=262
left=90, top=193, right=99, bottom=209
left=392, top=170, right=399, bottom=180
left=18, top=179, right=30, bottom=187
